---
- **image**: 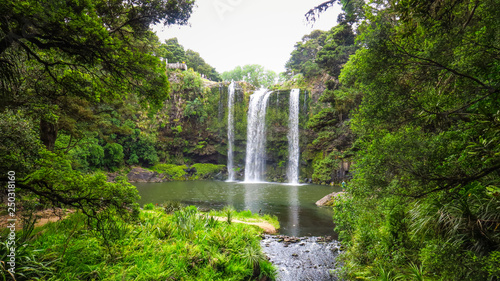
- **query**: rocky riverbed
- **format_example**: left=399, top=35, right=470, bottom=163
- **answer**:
left=261, top=235, right=342, bottom=281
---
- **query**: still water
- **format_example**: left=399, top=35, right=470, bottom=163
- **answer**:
left=134, top=181, right=341, bottom=237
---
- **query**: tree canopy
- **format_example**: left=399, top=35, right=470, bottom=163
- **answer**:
left=0, top=0, right=195, bottom=239
left=222, top=64, right=277, bottom=88
left=321, top=0, right=500, bottom=279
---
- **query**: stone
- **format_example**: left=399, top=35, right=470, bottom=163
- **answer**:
left=315, top=192, right=346, bottom=207
left=127, top=167, right=164, bottom=182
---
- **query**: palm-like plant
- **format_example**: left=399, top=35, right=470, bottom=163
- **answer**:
left=410, top=193, right=500, bottom=256
left=240, top=246, right=266, bottom=278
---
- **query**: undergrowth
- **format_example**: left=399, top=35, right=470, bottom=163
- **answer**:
left=209, top=206, right=280, bottom=230
left=0, top=206, right=277, bottom=280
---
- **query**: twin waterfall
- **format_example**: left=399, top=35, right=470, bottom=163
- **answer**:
left=227, top=87, right=301, bottom=184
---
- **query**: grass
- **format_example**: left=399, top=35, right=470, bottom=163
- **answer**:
left=1, top=206, right=277, bottom=280
left=208, top=206, right=280, bottom=230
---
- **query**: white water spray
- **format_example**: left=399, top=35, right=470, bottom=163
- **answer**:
left=287, top=89, right=300, bottom=184
left=244, top=89, right=272, bottom=182
left=227, top=81, right=236, bottom=181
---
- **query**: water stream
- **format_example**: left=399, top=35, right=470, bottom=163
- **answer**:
left=287, top=89, right=300, bottom=184
left=244, top=89, right=273, bottom=182
left=261, top=235, right=341, bottom=281
left=227, top=81, right=236, bottom=181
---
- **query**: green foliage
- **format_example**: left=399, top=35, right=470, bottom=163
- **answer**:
left=3, top=208, right=277, bottom=280
left=285, top=29, right=328, bottom=78
left=331, top=0, right=500, bottom=279
left=185, top=49, right=222, bottom=81
left=104, top=143, right=125, bottom=171
left=316, top=24, right=357, bottom=77
left=87, top=144, right=105, bottom=168
left=209, top=206, right=280, bottom=230
left=143, top=203, right=155, bottom=210
left=312, top=151, right=341, bottom=183
left=151, top=163, right=188, bottom=180
left=222, top=65, right=277, bottom=88
left=122, top=133, right=159, bottom=167
left=162, top=201, right=184, bottom=214
left=191, top=163, right=225, bottom=179
left=0, top=111, right=42, bottom=177
left=184, top=98, right=208, bottom=123
left=158, top=38, right=187, bottom=63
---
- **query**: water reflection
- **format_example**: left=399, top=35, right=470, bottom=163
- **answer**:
left=134, top=181, right=341, bottom=237
left=288, top=185, right=299, bottom=237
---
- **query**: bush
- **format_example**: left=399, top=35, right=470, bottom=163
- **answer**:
left=151, top=164, right=187, bottom=180
left=15, top=208, right=278, bottom=280
left=104, top=143, right=124, bottom=171
left=87, top=144, right=104, bottom=169
left=191, top=163, right=225, bottom=179
left=143, top=203, right=155, bottom=210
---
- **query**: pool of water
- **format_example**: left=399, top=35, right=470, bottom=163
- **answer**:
left=134, top=181, right=341, bottom=237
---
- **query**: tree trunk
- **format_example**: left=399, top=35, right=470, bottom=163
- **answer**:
left=40, top=118, right=58, bottom=151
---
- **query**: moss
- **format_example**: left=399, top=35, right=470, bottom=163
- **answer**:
left=151, top=163, right=188, bottom=180
left=191, top=163, right=225, bottom=179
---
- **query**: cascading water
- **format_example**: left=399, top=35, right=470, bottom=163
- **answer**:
left=244, top=88, right=272, bottom=182
left=227, top=81, right=236, bottom=181
left=287, top=89, right=300, bottom=184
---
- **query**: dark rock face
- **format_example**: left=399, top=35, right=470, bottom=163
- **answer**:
left=184, top=167, right=197, bottom=175
left=127, top=167, right=164, bottom=182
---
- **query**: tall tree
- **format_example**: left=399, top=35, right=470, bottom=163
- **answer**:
left=222, top=64, right=276, bottom=88
left=185, top=49, right=221, bottom=81
left=0, top=0, right=195, bottom=233
left=0, top=0, right=195, bottom=149
left=329, top=0, right=500, bottom=279
left=158, top=37, right=187, bottom=63
left=285, top=29, right=327, bottom=78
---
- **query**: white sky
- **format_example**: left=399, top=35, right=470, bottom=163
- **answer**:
left=153, top=0, right=342, bottom=74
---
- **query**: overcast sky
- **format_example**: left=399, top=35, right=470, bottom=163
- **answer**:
left=153, top=0, right=342, bottom=75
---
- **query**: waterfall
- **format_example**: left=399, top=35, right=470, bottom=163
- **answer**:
left=227, top=81, right=236, bottom=181
left=287, top=89, right=300, bottom=184
left=244, top=88, right=273, bottom=182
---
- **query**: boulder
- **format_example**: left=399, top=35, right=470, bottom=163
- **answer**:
left=315, top=192, right=346, bottom=207
left=127, top=167, right=164, bottom=182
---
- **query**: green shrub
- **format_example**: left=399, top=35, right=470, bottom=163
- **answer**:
left=104, top=143, right=124, bottom=171
left=151, top=163, right=187, bottom=180
left=87, top=143, right=104, bottom=168
left=191, top=163, right=225, bottom=179
left=143, top=203, right=155, bottom=210
left=15, top=207, right=277, bottom=281
left=163, top=201, right=184, bottom=214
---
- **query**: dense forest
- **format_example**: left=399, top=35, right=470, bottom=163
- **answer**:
left=314, top=0, right=500, bottom=279
left=1, top=0, right=499, bottom=280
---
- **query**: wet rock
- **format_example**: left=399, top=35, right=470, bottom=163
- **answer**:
left=127, top=167, right=164, bottom=182
left=317, top=236, right=334, bottom=243
left=315, top=192, right=346, bottom=207
left=261, top=235, right=342, bottom=281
